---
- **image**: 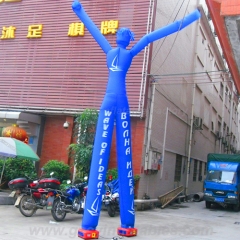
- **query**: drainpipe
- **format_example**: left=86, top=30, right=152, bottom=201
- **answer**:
left=139, top=0, right=155, bottom=117
left=72, top=123, right=81, bottom=183
left=228, top=81, right=234, bottom=151
left=144, top=81, right=156, bottom=170
left=185, top=83, right=196, bottom=196
left=238, top=102, right=240, bottom=150
left=160, top=107, right=169, bottom=179
left=185, top=0, right=201, bottom=195
left=220, top=81, right=226, bottom=153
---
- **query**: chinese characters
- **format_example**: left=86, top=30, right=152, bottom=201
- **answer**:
left=0, top=0, right=22, bottom=3
left=1, top=26, right=16, bottom=39
left=0, top=20, right=119, bottom=40
left=68, top=23, right=84, bottom=37
left=27, top=25, right=43, bottom=38
left=100, top=20, right=118, bottom=35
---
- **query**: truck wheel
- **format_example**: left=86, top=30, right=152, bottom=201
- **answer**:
left=205, top=201, right=211, bottom=209
left=233, top=203, right=239, bottom=212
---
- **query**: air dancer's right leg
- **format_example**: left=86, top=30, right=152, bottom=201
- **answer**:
left=79, top=93, right=116, bottom=239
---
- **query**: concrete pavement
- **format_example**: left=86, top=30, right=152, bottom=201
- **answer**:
left=0, top=201, right=240, bottom=240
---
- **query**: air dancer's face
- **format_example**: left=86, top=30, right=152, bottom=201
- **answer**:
left=116, top=28, right=134, bottom=48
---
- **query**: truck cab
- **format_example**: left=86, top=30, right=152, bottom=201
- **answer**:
left=204, top=161, right=240, bottom=211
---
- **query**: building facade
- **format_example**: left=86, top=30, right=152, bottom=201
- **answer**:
left=0, top=0, right=239, bottom=199
left=137, top=0, right=240, bottom=198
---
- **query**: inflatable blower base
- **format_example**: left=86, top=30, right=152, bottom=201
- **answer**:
left=117, top=227, right=138, bottom=237
left=78, top=229, right=99, bottom=239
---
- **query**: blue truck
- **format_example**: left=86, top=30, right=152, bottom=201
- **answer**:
left=203, top=153, right=240, bottom=211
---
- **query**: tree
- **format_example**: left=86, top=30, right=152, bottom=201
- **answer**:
left=68, top=109, right=98, bottom=179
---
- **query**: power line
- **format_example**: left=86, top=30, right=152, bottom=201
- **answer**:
left=152, top=80, right=232, bottom=85
left=129, top=69, right=228, bottom=77
left=152, top=0, right=192, bottom=73
left=148, top=69, right=229, bottom=83
left=151, top=0, right=184, bottom=62
left=149, top=69, right=228, bottom=77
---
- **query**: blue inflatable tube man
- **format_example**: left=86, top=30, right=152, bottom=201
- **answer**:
left=72, top=1, right=200, bottom=239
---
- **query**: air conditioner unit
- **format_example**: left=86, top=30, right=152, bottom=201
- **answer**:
left=193, top=117, right=203, bottom=130
left=222, top=137, right=227, bottom=144
left=215, top=131, right=222, bottom=139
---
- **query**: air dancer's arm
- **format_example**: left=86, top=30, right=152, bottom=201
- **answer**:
left=131, top=9, right=201, bottom=57
left=72, top=0, right=112, bottom=54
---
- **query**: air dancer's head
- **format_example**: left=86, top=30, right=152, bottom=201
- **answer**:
left=116, top=28, right=134, bottom=48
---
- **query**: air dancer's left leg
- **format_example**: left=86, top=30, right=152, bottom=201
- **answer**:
left=115, top=94, right=137, bottom=237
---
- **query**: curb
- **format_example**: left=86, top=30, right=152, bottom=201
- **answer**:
left=0, top=191, right=15, bottom=205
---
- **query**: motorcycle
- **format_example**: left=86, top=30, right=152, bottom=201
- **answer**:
left=8, top=171, right=61, bottom=217
left=51, top=176, right=88, bottom=221
left=102, top=178, right=120, bottom=217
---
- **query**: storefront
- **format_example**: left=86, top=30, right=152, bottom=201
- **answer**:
left=0, top=111, right=41, bottom=152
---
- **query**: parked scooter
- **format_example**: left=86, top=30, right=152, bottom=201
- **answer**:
left=102, top=178, right=120, bottom=217
left=8, top=170, right=61, bottom=217
left=51, top=176, right=88, bottom=221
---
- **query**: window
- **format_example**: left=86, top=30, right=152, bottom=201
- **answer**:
left=211, top=121, right=214, bottom=131
left=211, top=107, right=217, bottom=132
left=174, top=155, right=182, bottom=182
left=235, top=106, right=237, bottom=120
left=220, top=83, right=223, bottom=97
left=225, top=88, right=229, bottom=105
left=193, top=160, right=198, bottom=182
left=206, top=170, right=236, bottom=184
left=218, top=121, right=221, bottom=133
left=229, top=93, right=231, bottom=109
left=198, top=161, right=202, bottom=181
left=204, top=162, right=207, bottom=176
left=204, top=97, right=210, bottom=127
left=223, top=122, right=226, bottom=132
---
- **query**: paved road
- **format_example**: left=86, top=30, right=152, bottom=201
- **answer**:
left=0, top=201, right=239, bottom=240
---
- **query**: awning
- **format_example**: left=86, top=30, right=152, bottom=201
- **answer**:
left=0, top=112, right=41, bottom=124
left=0, top=112, right=41, bottom=136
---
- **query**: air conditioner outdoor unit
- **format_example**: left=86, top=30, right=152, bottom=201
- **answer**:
left=193, top=117, right=203, bottom=130
left=215, top=131, right=222, bottom=139
left=222, top=137, right=227, bottom=144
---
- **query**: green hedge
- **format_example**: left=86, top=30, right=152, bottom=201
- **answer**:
left=42, top=160, right=71, bottom=183
left=0, top=158, right=37, bottom=183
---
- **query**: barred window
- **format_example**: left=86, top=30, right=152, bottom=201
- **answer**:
left=174, top=154, right=182, bottom=182
left=198, top=161, right=202, bottom=181
left=204, top=162, right=207, bottom=175
left=193, top=159, right=198, bottom=182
